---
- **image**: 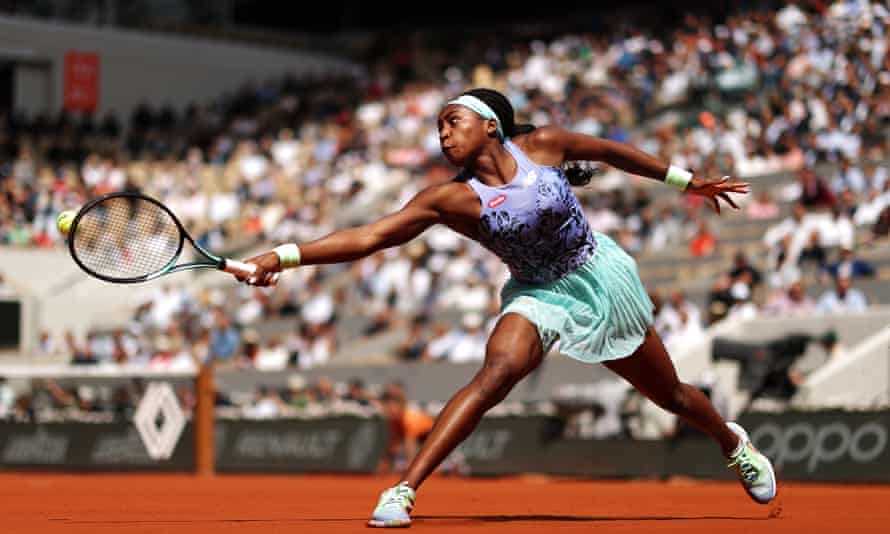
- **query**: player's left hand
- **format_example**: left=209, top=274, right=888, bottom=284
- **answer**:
left=686, top=176, right=749, bottom=215
left=236, top=251, right=282, bottom=286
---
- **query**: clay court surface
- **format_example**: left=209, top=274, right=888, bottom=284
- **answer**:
left=1, top=473, right=887, bottom=533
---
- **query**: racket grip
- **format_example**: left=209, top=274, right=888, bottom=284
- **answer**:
left=222, top=259, right=256, bottom=277
left=222, top=259, right=280, bottom=287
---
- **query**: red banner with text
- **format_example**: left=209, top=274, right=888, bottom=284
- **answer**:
left=64, top=51, right=100, bottom=112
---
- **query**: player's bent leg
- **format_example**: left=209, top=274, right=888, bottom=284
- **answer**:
left=369, top=313, right=544, bottom=528
left=603, top=327, right=777, bottom=504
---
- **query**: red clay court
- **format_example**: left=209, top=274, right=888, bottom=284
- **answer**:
left=2, top=473, right=886, bottom=533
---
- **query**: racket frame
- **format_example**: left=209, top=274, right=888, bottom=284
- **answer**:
left=68, top=191, right=258, bottom=284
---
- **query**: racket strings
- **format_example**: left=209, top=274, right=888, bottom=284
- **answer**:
left=71, top=197, right=181, bottom=280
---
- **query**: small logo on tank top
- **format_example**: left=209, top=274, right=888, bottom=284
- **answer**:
left=488, top=194, right=507, bottom=208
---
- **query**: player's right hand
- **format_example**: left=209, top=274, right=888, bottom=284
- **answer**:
left=238, top=251, right=282, bottom=286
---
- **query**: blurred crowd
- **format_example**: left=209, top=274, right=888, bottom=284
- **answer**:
left=3, top=0, right=890, bottom=373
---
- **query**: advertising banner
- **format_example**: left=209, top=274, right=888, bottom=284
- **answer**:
left=215, top=417, right=388, bottom=474
left=739, top=411, right=890, bottom=482
left=0, top=423, right=194, bottom=471
left=64, top=51, right=100, bottom=112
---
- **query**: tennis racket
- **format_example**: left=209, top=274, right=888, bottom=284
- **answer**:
left=68, top=191, right=278, bottom=285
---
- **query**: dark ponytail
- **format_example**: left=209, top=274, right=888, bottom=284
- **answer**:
left=462, top=88, right=594, bottom=187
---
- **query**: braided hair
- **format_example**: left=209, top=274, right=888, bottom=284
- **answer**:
left=461, top=88, right=595, bottom=187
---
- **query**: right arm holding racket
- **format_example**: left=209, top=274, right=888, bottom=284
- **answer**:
left=237, top=182, right=477, bottom=286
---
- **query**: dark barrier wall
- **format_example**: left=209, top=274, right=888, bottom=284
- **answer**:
left=3, top=411, right=889, bottom=481
left=459, top=411, right=890, bottom=482
left=741, top=410, right=890, bottom=482
left=0, top=423, right=195, bottom=471
left=215, top=417, right=388, bottom=474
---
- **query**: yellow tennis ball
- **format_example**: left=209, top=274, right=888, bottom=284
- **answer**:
left=57, top=210, right=76, bottom=235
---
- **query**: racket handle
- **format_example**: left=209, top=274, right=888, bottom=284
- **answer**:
left=222, top=259, right=280, bottom=287
left=222, top=259, right=256, bottom=277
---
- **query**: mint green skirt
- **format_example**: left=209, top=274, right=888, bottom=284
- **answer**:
left=500, top=232, right=654, bottom=363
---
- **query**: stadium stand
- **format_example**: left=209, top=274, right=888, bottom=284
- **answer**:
left=2, top=0, right=890, bottom=436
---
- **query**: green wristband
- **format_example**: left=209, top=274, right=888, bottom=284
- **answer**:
left=273, top=243, right=302, bottom=269
left=665, top=165, right=692, bottom=191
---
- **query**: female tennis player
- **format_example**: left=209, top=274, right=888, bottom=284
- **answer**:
left=239, top=88, right=777, bottom=527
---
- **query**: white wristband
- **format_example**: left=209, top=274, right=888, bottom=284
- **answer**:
left=273, top=243, right=302, bottom=269
left=665, top=165, right=692, bottom=191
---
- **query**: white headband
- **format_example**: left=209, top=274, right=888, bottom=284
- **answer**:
left=446, top=95, right=505, bottom=140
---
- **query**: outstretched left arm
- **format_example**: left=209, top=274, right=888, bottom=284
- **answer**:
left=530, top=126, right=749, bottom=214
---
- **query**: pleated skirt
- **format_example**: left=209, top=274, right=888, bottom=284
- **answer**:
left=500, top=232, right=654, bottom=363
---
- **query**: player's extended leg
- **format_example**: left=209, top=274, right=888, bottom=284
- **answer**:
left=369, top=312, right=544, bottom=527
left=603, top=327, right=776, bottom=504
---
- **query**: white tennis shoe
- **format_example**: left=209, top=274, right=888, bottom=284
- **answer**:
left=727, top=422, right=777, bottom=504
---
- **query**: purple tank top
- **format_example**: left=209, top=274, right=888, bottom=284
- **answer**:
left=466, top=139, right=597, bottom=284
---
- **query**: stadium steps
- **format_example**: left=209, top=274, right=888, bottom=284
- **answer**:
left=793, top=322, right=890, bottom=409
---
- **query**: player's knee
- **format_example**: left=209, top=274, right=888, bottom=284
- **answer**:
left=475, top=356, right=521, bottom=403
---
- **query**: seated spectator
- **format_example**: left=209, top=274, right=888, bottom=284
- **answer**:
left=35, top=330, right=62, bottom=358
left=825, top=247, right=875, bottom=281
left=798, top=229, right=828, bottom=271
left=149, top=335, right=196, bottom=371
left=689, top=220, right=717, bottom=257
left=647, top=206, right=682, bottom=251
left=423, top=321, right=463, bottom=361
left=707, top=274, right=737, bottom=324
left=448, top=313, right=487, bottom=363
left=730, top=251, right=762, bottom=286
left=831, top=158, right=867, bottom=195
left=863, top=160, right=888, bottom=192
left=254, top=336, right=290, bottom=371
left=854, top=188, right=889, bottom=227
left=817, top=275, right=868, bottom=313
left=397, top=315, right=430, bottom=362
left=209, top=309, right=240, bottom=365
left=656, top=290, right=704, bottom=347
left=240, top=329, right=261, bottom=368
left=729, top=250, right=763, bottom=301
left=864, top=205, right=890, bottom=246
left=745, top=190, right=780, bottom=220
left=763, top=202, right=807, bottom=252
left=284, top=374, right=312, bottom=410
left=345, top=378, right=372, bottom=407
left=300, top=323, right=336, bottom=368
left=69, top=333, right=97, bottom=365
left=730, top=270, right=756, bottom=303
left=763, top=280, right=816, bottom=316
left=243, top=385, right=284, bottom=419
left=311, top=376, right=336, bottom=404
left=818, top=206, right=855, bottom=251
left=797, top=168, right=835, bottom=209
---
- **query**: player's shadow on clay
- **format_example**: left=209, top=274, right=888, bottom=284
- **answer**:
left=414, top=514, right=770, bottom=522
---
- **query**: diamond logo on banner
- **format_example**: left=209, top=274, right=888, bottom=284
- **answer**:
left=134, top=382, right=186, bottom=460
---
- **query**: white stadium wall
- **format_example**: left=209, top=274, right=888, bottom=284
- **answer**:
left=0, top=15, right=358, bottom=118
